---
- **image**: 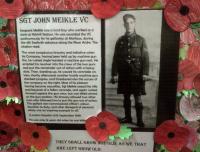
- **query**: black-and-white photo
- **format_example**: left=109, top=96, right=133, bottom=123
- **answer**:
left=105, top=10, right=162, bottom=128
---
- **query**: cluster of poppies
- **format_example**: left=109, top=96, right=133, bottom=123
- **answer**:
left=0, top=16, right=50, bottom=152
left=0, top=104, right=51, bottom=151
left=176, top=4, right=200, bottom=124
left=0, top=0, right=163, bottom=19
left=0, top=34, right=21, bottom=100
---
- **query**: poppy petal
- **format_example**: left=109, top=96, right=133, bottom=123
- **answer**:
left=188, top=43, right=200, bottom=70
left=92, top=128, right=109, bottom=141
left=179, top=59, right=200, bottom=78
left=71, top=0, right=91, bottom=10
left=180, top=28, right=196, bottom=44
left=85, top=116, right=99, bottom=131
left=180, top=147, right=192, bottom=152
left=97, top=111, right=118, bottom=122
left=0, top=0, right=25, bottom=19
left=123, top=0, right=140, bottom=8
left=139, top=0, right=157, bottom=8
left=0, top=49, right=10, bottom=66
left=193, top=74, right=200, bottom=94
left=0, top=73, right=9, bottom=100
left=183, top=126, right=198, bottom=150
left=21, top=129, right=32, bottom=146
left=183, top=78, right=195, bottom=90
left=164, top=0, right=190, bottom=32
left=177, top=80, right=184, bottom=92
left=0, top=35, right=18, bottom=66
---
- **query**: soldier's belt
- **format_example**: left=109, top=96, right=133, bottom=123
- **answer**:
left=126, top=58, right=140, bottom=64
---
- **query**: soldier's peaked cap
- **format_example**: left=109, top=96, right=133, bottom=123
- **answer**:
left=123, top=14, right=136, bottom=22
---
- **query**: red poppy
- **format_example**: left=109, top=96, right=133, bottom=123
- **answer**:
left=0, top=121, right=16, bottom=146
left=180, top=28, right=196, bottom=45
left=0, top=35, right=18, bottom=66
left=188, top=42, right=200, bottom=70
left=0, top=0, right=24, bottom=19
left=154, top=120, right=190, bottom=152
left=164, top=0, right=200, bottom=32
left=0, top=103, right=24, bottom=129
left=85, top=111, right=120, bottom=141
left=178, top=59, right=200, bottom=92
left=20, top=123, right=51, bottom=150
left=0, top=70, right=21, bottom=100
left=123, top=0, right=157, bottom=8
left=90, top=0, right=123, bottom=19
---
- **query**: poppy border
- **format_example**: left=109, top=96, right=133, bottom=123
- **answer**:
left=15, top=9, right=179, bottom=131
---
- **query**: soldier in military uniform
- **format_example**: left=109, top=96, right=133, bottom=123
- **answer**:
left=111, top=14, right=149, bottom=127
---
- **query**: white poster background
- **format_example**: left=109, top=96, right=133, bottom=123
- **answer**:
left=16, top=14, right=102, bottom=124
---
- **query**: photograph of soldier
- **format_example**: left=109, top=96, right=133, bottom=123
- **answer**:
left=110, top=14, right=149, bottom=127
left=105, top=10, right=162, bottom=128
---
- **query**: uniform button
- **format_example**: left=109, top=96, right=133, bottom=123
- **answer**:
left=128, top=56, right=130, bottom=58
left=128, top=49, right=130, bottom=52
left=128, top=43, right=131, bottom=46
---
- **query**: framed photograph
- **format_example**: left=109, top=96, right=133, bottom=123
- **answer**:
left=104, top=9, right=179, bottom=131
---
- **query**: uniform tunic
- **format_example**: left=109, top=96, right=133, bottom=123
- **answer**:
left=112, top=32, right=149, bottom=95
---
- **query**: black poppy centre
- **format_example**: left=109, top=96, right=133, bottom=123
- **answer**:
left=0, top=81, right=7, bottom=88
left=5, top=0, right=14, bottom=3
left=99, top=122, right=106, bottom=129
left=14, top=110, right=21, bottom=116
left=32, top=132, right=40, bottom=139
left=0, top=130, right=7, bottom=135
left=167, top=132, right=175, bottom=139
left=4, top=46, right=11, bottom=55
left=179, top=5, right=190, bottom=16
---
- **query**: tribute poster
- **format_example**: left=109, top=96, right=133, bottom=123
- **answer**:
left=15, top=10, right=179, bottom=152
left=16, top=14, right=102, bottom=124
